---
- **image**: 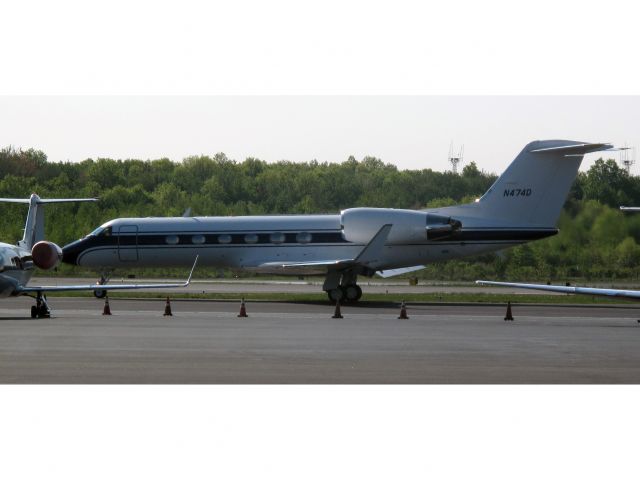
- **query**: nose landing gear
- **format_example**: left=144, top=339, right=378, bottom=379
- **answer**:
left=30, top=292, right=51, bottom=318
left=94, top=273, right=111, bottom=299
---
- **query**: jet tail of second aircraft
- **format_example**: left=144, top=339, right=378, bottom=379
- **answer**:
left=0, top=194, right=98, bottom=250
left=472, top=140, right=614, bottom=227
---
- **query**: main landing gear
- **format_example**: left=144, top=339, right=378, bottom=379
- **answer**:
left=327, top=284, right=363, bottom=303
left=30, top=292, right=51, bottom=319
left=324, top=270, right=363, bottom=303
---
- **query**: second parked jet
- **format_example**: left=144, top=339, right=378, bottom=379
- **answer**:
left=62, top=140, right=615, bottom=302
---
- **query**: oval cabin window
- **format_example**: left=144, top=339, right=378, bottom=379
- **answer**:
left=165, top=235, right=180, bottom=245
left=191, top=235, right=205, bottom=244
left=218, top=234, right=232, bottom=244
left=270, top=232, right=285, bottom=244
left=296, top=232, right=312, bottom=243
left=244, top=233, right=259, bottom=244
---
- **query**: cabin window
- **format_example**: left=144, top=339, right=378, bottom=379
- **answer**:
left=270, top=232, right=285, bottom=244
left=296, top=232, right=312, bottom=243
left=244, top=233, right=258, bottom=244
left=191, top=235, right=205, bottom=244
left=165, top=235, right=180, bottom=245
left=218, top=234, right=232, bottom=244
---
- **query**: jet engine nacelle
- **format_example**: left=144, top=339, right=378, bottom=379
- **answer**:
left=31, top=241, right=63, bottom=270
left=341, top=208, right=462, bottom=244
left=341, top=208, right=427, bottom=244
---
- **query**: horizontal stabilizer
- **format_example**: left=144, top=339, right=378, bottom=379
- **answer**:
left=529, top=143, right=614, bottom=155
left=376, top=265, right=426, bottom=278
left=0, top=197, right=98, bottom=204
left=476, top=280, right=640, bottom=300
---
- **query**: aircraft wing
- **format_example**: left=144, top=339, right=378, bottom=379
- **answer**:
left=257, top=224, right=393, bottom=272
left=270, top=259, right=357, bottom=269
left=476, top=280, right=640, bottom=300
left=17, top=257, right=198, bottom=294
left=376, top=265, right=426, bottom=278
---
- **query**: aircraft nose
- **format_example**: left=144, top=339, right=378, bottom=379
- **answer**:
left=61, top=238, right=85, bottom=265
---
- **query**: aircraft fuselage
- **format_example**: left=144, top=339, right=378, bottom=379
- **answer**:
left=62, top=213, right=557, bottom=275
left=0, top=242, right=35, bottom=298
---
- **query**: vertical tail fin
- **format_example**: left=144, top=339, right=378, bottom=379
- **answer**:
left=475, top=140, right=614, bottom=226
left=0, top=194, right=98, bottom=250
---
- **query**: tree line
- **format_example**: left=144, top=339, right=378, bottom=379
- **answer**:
left=1, top=146, right=639, bottom=281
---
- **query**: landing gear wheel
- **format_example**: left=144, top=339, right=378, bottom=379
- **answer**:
left=327, top=287, right=345, bottom=303
left=344, top=284, right=362, bottom=303
left=32, top=293, right=51, bottom=319
left=31, top=304, right=50, bottom=318
left=94, top=274, right=110, bottom=298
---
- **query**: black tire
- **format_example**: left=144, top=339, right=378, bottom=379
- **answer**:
left=354, top=285, right=363, bottom=301
left=344, top=284, right=362, bottom=303
left=31, top=306, right=37, bottom=319
left=327, top=287, right=345, bottom=303
left=94, top=289, right=107, bottom=299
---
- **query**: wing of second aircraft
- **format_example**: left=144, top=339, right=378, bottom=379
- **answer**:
left=18, top=257, right=199, bottom=294
left=476, top=280, right=640, bottom=300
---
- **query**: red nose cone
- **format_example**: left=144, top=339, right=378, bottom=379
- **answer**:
left=32, top=241, right=62, bottom=270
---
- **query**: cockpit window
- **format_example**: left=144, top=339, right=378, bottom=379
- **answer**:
left=88, top=226, right=112, bottom=237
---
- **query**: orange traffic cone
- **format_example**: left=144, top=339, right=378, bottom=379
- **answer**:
left=237, top=298, right=248, bottom=317
left=163, top=297, right=173, bottom=316
left=504, top=301, right=514, bottom=321
left=102, top=296, right=112, bottom=315
left=398, top=300, right=409, bottom=319
left=332, top=299, right=344, bottom=319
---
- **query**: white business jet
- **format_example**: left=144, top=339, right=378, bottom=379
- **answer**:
left=62, top=140, right=615, bottom=303
left=0, top=194, right=196, bottom=318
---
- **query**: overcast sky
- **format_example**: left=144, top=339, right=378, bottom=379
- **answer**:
left=1, top=96, right=638, bottom=175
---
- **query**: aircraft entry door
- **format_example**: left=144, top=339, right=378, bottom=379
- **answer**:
left=118, top=225, right=139, bottom=261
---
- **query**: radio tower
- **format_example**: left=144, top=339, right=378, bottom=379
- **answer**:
left=448, top=142, right=464, bottom=174
left=619, top=143, right=636, bottom=175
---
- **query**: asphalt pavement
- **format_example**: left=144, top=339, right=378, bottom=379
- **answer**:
left=1, top=297, right=639, bottom=383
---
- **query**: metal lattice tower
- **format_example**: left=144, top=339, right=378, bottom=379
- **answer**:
left=448, top=142, right=464, bottom=174
left=619, top=143, right=636, bottom=174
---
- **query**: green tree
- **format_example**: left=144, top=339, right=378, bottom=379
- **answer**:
left=583, top=159, right=630, bottom=207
